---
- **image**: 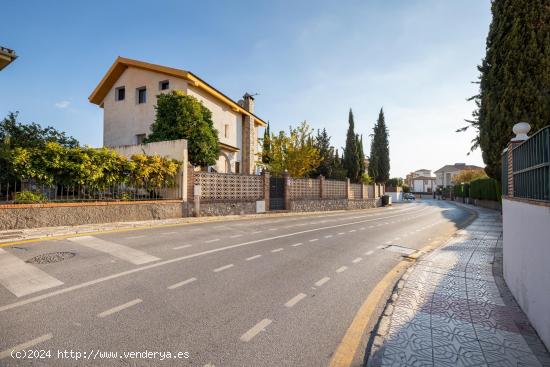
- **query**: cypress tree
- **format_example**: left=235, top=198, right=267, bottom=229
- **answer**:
left=312, top=128, right=333, bottom=177
left=463, top=0, right=550, bottom=179
left=357, top=134, right=365, bottom=176
left=262, top=122, right=271, bottom=164
left=369, top=108, right=390, bottom=183
left=343, top=109, right=361, bottom=182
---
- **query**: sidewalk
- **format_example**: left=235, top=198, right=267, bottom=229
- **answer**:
left=368, top=204, right=550, bottom=366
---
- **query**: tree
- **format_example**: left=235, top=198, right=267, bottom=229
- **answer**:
left=343, top=109, right=362, bottom=182
left=387, top=177, right=403, bottom=187
left=267, top=121, right=321, bottom=177
left=369, top=108, right=390, bottom=183
left=261, top=122, right=272, bottom=165
left=357, top=134, right=366, bottom=176
left=311, top=128, right=333, bottom=177
left=330, top=149, right=348, bottom=180
left=460, top=0, right=550, bottom=179
left=451, top=169, right=488, bottom=184
left=1, top=112, right=79, bottom=183
left=145, top=91, right=219, bottom=167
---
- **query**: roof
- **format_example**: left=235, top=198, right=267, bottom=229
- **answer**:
left=412, top=176, right=436, bottom=180
left=434, top=164, right=484, bottom=173
left=88, top=57, right=267, bottom=126
left=219, top=142, right=239, bottom=152
left=0, top=46, right=17, bottom=71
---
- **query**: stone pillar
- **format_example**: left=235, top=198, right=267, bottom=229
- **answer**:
left=241, top=116, right=255, bottom=175
left=187, top=164, right=195, bottom=202
left=282, top=171, right=291, bottom=211
left=345, top=178, right=351, bottom=199
left=319, top=175, right=325, bottom=198
left=262, top=170, right=270, bottom=211
left=361, top=183, right=367, bottom=199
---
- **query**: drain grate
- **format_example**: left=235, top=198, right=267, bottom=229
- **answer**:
left=385, top=245, right=416, bottom=255
left=26, top=252, right=76, bottom=264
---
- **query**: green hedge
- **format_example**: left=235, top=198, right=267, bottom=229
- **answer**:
left=453, top=183, right=470, bottom=198
left=470, top=178, right=501, bottom=201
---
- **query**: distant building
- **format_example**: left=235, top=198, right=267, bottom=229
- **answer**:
left=406, top=169, right=436, bottom=193
left=0, top=46, right=17, bottom=71
left=434, top=163, right=484, bottom=187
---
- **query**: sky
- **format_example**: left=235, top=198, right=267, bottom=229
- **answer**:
left=0, top=0, right=491, bottom=178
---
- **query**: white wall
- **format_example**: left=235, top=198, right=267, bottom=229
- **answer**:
left=388, top=191, right=403, bottom=202
left=503, top=198, right=550, bottom=349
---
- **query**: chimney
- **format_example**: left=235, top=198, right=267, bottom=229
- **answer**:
left=242, top=93, right=254, bottom=114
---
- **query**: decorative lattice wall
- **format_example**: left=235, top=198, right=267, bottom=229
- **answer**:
left=325, top=179, right=347, bottom=198
left=194, top=172, right=263, bottom=202
left=350, top=183, right=362, bottom=199
left=290, top=178, right=320, bottom=199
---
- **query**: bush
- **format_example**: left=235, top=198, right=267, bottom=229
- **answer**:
left=470, top=178, right=501, bottom=201
left=453, top=183, right=470, bottom=198
left=15, top=191, right=46, bottom=204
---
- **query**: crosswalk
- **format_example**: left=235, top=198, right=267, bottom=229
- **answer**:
left=0, top=236, right=160, bottom=298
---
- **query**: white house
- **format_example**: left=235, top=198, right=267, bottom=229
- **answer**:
left=406, top=169, right=436, bottom=193
left=89, top=57, right=267, bottom=174
left=434, top=163, right=484, bottom=187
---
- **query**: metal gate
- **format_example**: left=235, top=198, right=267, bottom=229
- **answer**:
left=269, top=177, right=285, bottom=210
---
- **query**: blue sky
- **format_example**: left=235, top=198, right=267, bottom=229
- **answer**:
left=0, top=0, right=491, bottom=177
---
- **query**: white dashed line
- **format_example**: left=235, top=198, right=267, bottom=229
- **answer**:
left=173, top=244, right=192, bottom=250
left=240, top=319, right=272, bottom=342
left=291, top=243, right=303, bottom=247
left=365, top=250, right=374, bottom=256
left=352, top=257, right=362, bottom=263
left=97, top=299, right=142, bottom=318
left=168, top=277, right=197, bottom=290
left=271, top=248, right=284, bottom=253
left=360, top=227, right=366, bottom=230
left=349, top=230, right=356, bottom=233
left=324, top=235, right=333, bottom=238
left=0, top=333, right=53, bottom=360
left=251, top=231, right=262, bottom=234
left=315, top=277, right=330, bottom=286
left=246, top=254, right=262, bottom=261
left=309, top=239, right=318, bottom=242
left=213, top=264, right=234, bottom=272
left=205, top=239, right=220, bottom=243
left=336, top=266, right=348, bottom=273
left=230, top=234, right=243, bottom=238
left=284, top=293, right=307, bottom=308
left=338, top=232, right=345, bottom=235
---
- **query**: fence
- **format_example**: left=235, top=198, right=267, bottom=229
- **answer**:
left=325, top=179, right=347, bottom=198
left=289, top=178, right=320, bottom=199
left=193, top=171, right=264, bottom=202
left=350, top=183, right=362, bottom=199
left=0, top=180, right=181, bottom=204
left=509, top=126, right=550, bottom=202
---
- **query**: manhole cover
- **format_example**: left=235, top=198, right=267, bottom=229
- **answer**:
left=385, top=245, right=416, bottom=255
left=26, top=252, right=76, bottom=264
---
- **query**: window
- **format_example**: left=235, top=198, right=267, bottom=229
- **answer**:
left=159, top=80, right=169, bottom=90
left=115, top=86, right=125, bottom=101
left=235, top=162, right=240, bottom=174
left=224, top=124, right=230, bottom=138
left=136, top=134, right=146, bottom=144
left=137, top=87, right=146, bottom=104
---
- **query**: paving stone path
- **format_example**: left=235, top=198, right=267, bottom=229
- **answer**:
left=368, top=205, right=550, bottom=366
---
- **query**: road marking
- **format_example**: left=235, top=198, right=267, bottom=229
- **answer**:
left=246, top=255, right=262, bottom=261
left=251, top=231, right=262, bottom=234
left=309, top=238, right=318, bottom=242
left=126, top=235, right=145, bottom=240
left=349, top=230, right=356, bottom=233
left=0, top=207, right=431, bottom=313
left=0, top=333, right=53, bottom=360
left=271, top=248, right=284, bottom=253
left=324, top=235, right=333, bottom=238
left=365, top=250, right=374, bottom=256
left=338, top=232, right=345, bottom=235
left=284, top=293, right=307, bottom=308
left=213, top=264, right=234, bottom=272
left=97, top=298, right=142, bottom=318
left=167, top=277, right=197, bottom=290
left=352, top=257, right=362, bottom=263
left=336, top=266, right=348, bottom=273
left=240, top=319, right=272, bottom=342
left=291, top=243, right=303, bottom=247
left=67, top=236, right=159, bottom=265
left=0, top=249, right=64, bottom=297
left=315, top=277, right=331, bottom=286
left=161, top=231, right=177, bottom=235
left=230, top=234, right=243, bottom=238
left=205, top=238, right=220, bottom=243
left=360, top=227, right=366, bottom=230
left=173, top=244, right=192, bottom=250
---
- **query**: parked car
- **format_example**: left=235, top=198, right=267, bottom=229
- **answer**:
left=403, top=193, right=415, bottom=200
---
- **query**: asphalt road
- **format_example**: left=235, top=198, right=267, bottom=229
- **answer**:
left=0, top=199, right=472, bottom=367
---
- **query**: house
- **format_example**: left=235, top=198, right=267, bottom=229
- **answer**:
left=434, top=163, right=484, bottom=187
left=89, top=57, right=267, bottom=174
left=406, top=169, right=436, bottom=193
left=0, top=46, right=17, bottom=71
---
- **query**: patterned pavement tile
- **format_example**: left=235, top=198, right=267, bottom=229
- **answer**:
left=473, top=324, right=532, bottom=353
left=480, top=341, right=545, bottom=367
left=391, top=306, right=432, bottom=328
left=431, top=314, right=477, bottom=340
